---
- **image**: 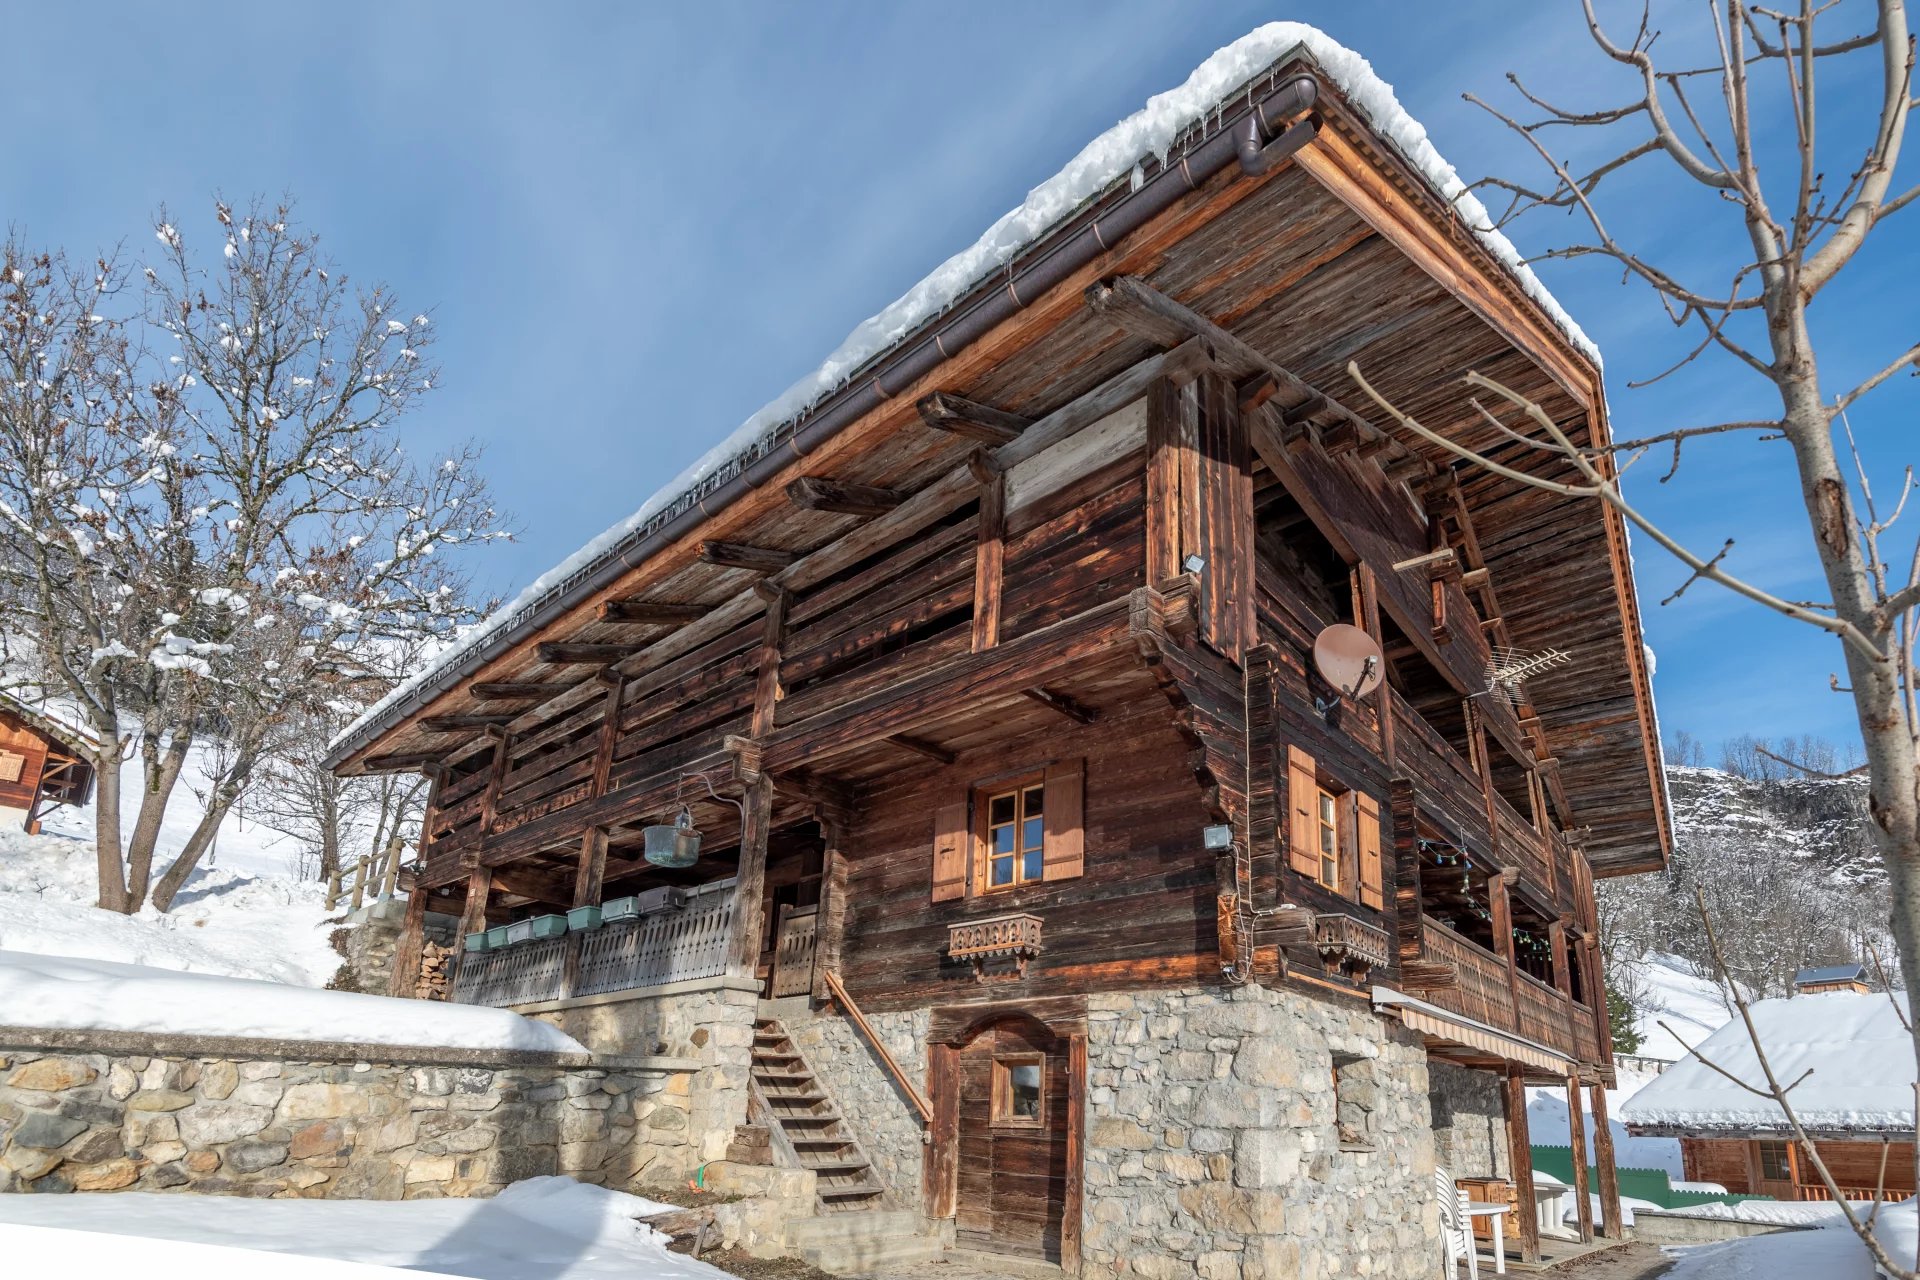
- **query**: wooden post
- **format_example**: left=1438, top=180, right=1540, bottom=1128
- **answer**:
left=1062, top=1032, right=1087, bottom=1275
left=812, top=815, right=849, bottom=1003
left=379, top=837, right=403, bottom=899
left=1590, top=1082, right=1624, bottom=1237
left=350, top=854, right=371, bottom=910
left=1504, top=1065, right=1541, bottom=1264
left=565, top=827, right=607, bottom=997
left=926, top=1042, right=959, bottom=1219
left=751, top=587, right=788, bottom=739
left=1566, top=1076, right=1594, bottom=1242
left=388, top=883, right=428, bottom=998
left=324, top=869, right=341, bottom=912
left=456, top=866, right=492, bottom=939
left=971, top=469, right=1005, bottom=652
left=727, top=774, right=775, bottom=978
left=1145, top=377, right=1195, bottom=587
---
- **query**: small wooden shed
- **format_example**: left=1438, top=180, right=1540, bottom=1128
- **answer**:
left=0, top=694, right=97, bottom=834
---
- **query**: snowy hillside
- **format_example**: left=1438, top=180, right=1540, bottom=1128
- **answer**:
left=0, top=736, right=339, bottom=987
left=1666, top=763, right=1877, bottom=885
left=1629, top=952, right=1738, bottom=1062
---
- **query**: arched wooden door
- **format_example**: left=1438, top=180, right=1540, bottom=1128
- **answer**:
left=946, top=1015, right=1073, bottom=1262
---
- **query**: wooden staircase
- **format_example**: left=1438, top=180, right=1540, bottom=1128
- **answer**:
left=751, top=1017, right=890, bottom=1214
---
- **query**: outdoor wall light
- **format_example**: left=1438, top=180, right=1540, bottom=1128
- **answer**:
left=1202, top=823, right=1234, bottom=851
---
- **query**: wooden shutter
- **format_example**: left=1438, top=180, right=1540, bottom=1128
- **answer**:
left=1286, top=745, right=1319, bottom=877
left=931, top=800, right=969, bottom=902
left=0, top=751, right=22, bottom=784
left=1356, top=791, right=1384, bottom=910
left=1042, top=758, right=1085, bottom=881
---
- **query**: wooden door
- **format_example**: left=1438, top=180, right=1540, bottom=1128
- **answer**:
left=1750, top=1139, right=1800, bottom=1200
left=953, top=1017, right=1071, bottom=1261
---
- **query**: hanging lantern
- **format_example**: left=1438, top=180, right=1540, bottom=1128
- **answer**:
left=643, top=807, right=703, bottom=868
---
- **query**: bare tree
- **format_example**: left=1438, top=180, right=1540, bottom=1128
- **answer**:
left=1348, top=2, right=1917, bottom=1267
left=0, top=200, right=506, bottom=913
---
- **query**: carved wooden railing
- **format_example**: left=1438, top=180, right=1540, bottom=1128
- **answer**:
left=1314, top=911, right=1392, bottom=978
left=1418, top=917, right=1517, bottom=1030
left=452, top=878, right=736, bottom=1007
left=820, top=969, right=933, bottom=1127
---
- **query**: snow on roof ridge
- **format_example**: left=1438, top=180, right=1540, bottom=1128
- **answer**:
left=332, top=23, right=1600, bottom=763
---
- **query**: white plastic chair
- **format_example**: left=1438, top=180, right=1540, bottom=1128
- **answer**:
left=1436, top=1168, right=1479, bottom=1279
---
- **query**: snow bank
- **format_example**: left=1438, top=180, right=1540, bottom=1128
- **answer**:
left=0, top=1177, right=728, bottom=1280
left=0, top=950, right=585, bottom=1055
left=331, top=22, right=1600, bottom=766
left=1660, top=1199, right=1908, bottom=1280
left=1621, top=990, right=1914, bottom=1133
left=0, top=828, right=338, bottom=986
left=1630, top=952, right=1739, bottom=1064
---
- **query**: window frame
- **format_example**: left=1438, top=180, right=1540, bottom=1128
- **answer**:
left=975, top=772, right=1048, bottom=894
left=1314, top=785, right=1343, bottom=892
left=991, top=1053, right=1047, bottom=1129
left=1756, top=1139, right=1793, bottom=1183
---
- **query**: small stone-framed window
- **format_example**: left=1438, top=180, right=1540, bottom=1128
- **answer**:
left=992, top=1054, right=1045, bottom=1128
left=1332, top=1052, right=1379, bottom=1151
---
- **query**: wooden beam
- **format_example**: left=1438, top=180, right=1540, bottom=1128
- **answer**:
left=538, top=642, right=642, bottom=665
left=785, top=475, right=904, bottom=517
left=573, top=827, right=608, bottom=908
left=811, top=815, right=849, bottom=1003
left=598, top=599, right=710, bottom=625
left=1024, top=686, right=1098, bottom=725
left=916, top=391, right=1031, bottom=445
left=362, top=751, right=444, bottom=773
left=888, top=734, right=955, bottom=766
left=491, top=865, right=575, bottom=907
left=1505, top=1065, right=1542, bottom=1263
left=455, top=866, right=492, bottom=939
left=420, top=715, right=515, bottom=734
left=387, top=884, right=428, bottom=998
left=1567, top=1077, right=1595, bottom=1243
left=470, top=682, right=562, bottom=701
left=726, top=774, right=775, bottom=976
left=700, top=540, right=796, bottom=574
left=971, top=471, right=1005, bottom=651
left=1590, top=1081, right=1625, bottom=1238
left=1084, top=277, right=1203, bottom=349
left=752, top=586, right=788, bottom=739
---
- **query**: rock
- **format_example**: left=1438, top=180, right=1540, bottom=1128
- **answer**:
left=7, top=1059, right=97, bottom=1092
left=107, top=1064, right=138, bottom=1101
left=183, top=1150, right=221, bottom=1174
left=199, top=1061, right=239, bottom=1102
left=646, top=1106, right=687, bottom=1131
left=279, top=1083, right=365, bottom=1121
left=124, top=1111, right=179, bottom=1148
left=146, top=1162, right=190, bottom=1189
left=404, top=1154, right=457, bottom=1183
left=1, top=1147, right=63, bottom=1180
left=222, top=1141, right=289, bottom=1174
left=289, top=1120, right=348, bottom=1161
left=69, top=1158, right=140, bottom=1191
left=64, top=1129, right=124, bottom=1165
left=177, top=1102, right=272, bottom=1146
left=141, top=1140, right=188, bottom=1164
left=126, top=1089, right=195, bottom=1113
left=10, top=1112, right=88, bottom=1150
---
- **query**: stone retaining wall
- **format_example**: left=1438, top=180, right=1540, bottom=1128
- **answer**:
left=518, top=975, right=760, bottom=1169
left=1081, top=984, right=1440, bottom=1280
left=0, top=1034, right=701, bottom=1197
left=783, top=1004, right=929, bottom=1208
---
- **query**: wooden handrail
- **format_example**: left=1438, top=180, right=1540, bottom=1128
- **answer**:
left=821, top=969, right=933, bottom=1127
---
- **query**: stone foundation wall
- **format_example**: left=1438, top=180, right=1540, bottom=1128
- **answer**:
left=0, top=1036, right=699, bottom=1197
left=1427, top=1060, right=1509, bottom=1181
left=783, top=1004, right=929, bottom=1208
left=1081, top=984, right=1439, bottom=1280
left=521, top=976, right=759, bottom=1170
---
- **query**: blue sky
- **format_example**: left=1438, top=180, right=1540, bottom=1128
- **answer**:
left=9, top=2, right=1914, bottom=760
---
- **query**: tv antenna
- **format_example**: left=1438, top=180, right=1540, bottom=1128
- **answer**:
left=1483, top=646, right=1573, bottom=711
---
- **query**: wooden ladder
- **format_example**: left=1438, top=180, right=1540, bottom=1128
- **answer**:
left=750, top=1017, right=891, bottom=1214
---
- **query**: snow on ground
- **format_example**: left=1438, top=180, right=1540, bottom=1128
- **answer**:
left=0, top=1176, right=728, bottom=1280
left=0, top=950, right=584, bottom=1053
left=1528, top=1066, right=1684, bottom=1177
left=1631, top=952, right=1739, bottom=1063
left=0, top=730, right=339, bottom=987
left=332, top=20, right=1603, bottom=770
left=1660, top=1200, right=1912, bottom=1279
left=0, top=1224, right=469, bottom=1280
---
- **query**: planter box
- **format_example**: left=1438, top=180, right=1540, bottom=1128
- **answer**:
left=464, top=931, right=490, bottom=953
left=566, top=905, right=604, bottom=932
left=505, top=919, right=535, bottom=945
left=485, top=925, right=510, bottom=949
left=526, top=913, right=568, bottom=940
left=601, top=895, right=640, bottom=923
left=633, top=886, right=687, bottom=915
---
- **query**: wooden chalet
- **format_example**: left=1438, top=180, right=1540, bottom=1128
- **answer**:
left=0, top=693, right=96, bottom=836
left=1623, top=977, right=1915, bottom=1204
left=330, top=30, right=1668, bottom=1275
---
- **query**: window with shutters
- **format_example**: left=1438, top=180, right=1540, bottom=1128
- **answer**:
left=1286, top=745, right=1384, bottom=912
left=1314, top=787, right=1342, bottom=892
left=930, top=758, right=1085, bottom=902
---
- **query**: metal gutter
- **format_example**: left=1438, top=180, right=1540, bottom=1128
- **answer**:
left=327, top=71, right=1321, bottom=773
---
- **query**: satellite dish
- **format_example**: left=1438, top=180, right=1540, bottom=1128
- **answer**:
left=1313, top=624, right=1385, bottom=700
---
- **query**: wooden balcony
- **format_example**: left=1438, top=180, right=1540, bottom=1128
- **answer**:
left=1416, top=916, right=1605, bottom=1069
left=947, top=912, right=1044, bottom=981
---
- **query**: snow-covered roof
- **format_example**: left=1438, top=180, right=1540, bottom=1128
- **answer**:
left=0, top=689, right=98, bottom=752
left=1796, top=963, right=1869, bottom=986
left=329, top=23, right=1601, bottom=770
left=1619, top=991, right=1915, bottom=1136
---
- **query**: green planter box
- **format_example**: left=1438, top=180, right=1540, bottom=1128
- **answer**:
left=601, top=895, right=640, bottom=923
left=526, top=913, right=568, bottom=940
left=463, top=931, right=489, bottom=953
left=566, top=905, right=604, bottom=931
left=486, top=924, right=511, bottom=949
